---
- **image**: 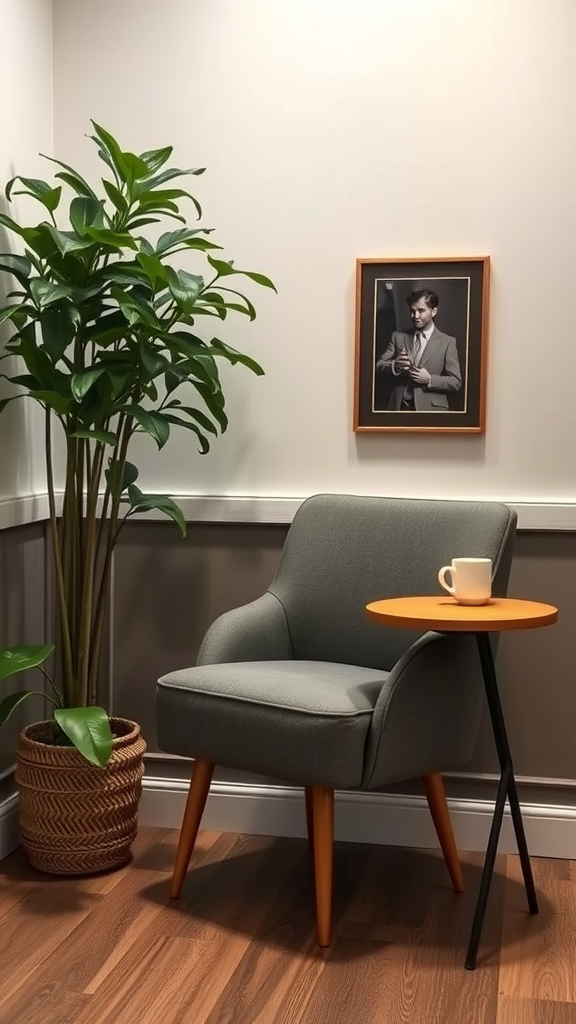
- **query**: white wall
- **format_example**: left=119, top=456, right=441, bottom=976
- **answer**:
left=47, top=0, right=576, bottom=505
left=0, top=0, right=53, bottom=504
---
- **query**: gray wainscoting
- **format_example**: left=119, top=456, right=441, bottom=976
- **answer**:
left=110, top=522, right=576, bottom=786
left=0, top=523, right=47, bottom=778
left=1, top=520, right=574, bottom=789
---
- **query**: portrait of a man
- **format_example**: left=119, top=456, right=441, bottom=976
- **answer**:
left=375, top=288, right=462, bottom=412
left=353, top=258, right=489, bottom=434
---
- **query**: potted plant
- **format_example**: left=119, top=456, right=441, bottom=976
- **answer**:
left=0, top=122, right=275, bottom=873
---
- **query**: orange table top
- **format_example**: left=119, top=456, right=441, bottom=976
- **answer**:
left=365, top=596, right=558, bottom=632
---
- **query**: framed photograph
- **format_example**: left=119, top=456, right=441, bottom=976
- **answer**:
left=353, top=256, right=490, bottom=433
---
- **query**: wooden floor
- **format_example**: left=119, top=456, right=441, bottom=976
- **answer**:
left=1, top=826, right=576, bottom=1024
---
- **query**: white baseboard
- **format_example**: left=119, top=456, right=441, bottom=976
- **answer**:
left=2, top=780, right=575, bottom=864
left=0, top=793, right=20, bottom=861
left=139, top=777, right=576, bottom=860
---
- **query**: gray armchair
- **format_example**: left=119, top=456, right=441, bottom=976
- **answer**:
left=157, top=494, right=517, bottom=946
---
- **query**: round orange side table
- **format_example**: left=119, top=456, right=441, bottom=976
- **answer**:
left=366, top=595, right=558, bottom=970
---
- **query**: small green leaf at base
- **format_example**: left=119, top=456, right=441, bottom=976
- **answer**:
left=54, top=706, right=114, bottom=767
left=0, top=644, right=55, bottom=681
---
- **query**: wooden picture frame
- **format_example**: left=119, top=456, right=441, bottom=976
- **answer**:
left=353, top=256, right=490, bottom=433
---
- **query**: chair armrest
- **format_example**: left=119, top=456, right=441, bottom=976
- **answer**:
left=197, top=591, right=293, bottom=665
left=362, top=631, right=484, bottom=789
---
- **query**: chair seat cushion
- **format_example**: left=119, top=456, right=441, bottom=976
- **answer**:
left=157, top=661, right=389, bottom=787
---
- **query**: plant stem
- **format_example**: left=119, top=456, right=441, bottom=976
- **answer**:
left=88, top=414, right=131, bottom=704
left=45, top=409, right=75, bottom=706
left=76, top=440, right=105, bottom=706
left=38, top=667, right=64, bottom=708
left=62, top=433, right=79, bottom=670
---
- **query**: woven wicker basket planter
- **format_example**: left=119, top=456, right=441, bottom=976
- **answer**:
left=15, top=717, right=146, bottom=875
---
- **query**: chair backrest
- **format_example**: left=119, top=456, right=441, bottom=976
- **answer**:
left=269, top=494, right=517, bottom=669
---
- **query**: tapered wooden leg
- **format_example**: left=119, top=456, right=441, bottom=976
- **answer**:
left=304, top=786, right=314, bottom=854
left=311, top=786, right=334, bottom=946
left=422, top=772, right=465, bottom=894
left=170, top=759, right=215, bottom=899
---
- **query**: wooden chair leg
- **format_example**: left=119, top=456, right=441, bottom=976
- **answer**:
left=170, top=759, right=215, bottom=899
left=304, top=786, right=314, bottom=855
left=422, top=772, right=465, bottom=894
left=311, top=786, right=334, bottom=946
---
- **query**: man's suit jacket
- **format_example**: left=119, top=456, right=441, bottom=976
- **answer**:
left=376, top=327, right=462, bottom=411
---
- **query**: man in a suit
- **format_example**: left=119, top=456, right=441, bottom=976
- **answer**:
left=376, top=289, right=462, bottom=411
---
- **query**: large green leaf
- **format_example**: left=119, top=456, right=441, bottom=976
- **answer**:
left=121, top=151, right=150, bottom=185
left=39, top=153, right=98, bottom=199
left=8, top=373, right=40, bottom=390
left=71, top=427, right=118, bottom=445
left=29, top=278, right=74, bottom=310
left=20, top=224, right=60, bottom=259
left=105, top=459, right=139, bottom=497
left=126, top=486, right=186, bottom=535
left=6, top=176, right=62, bottom=212
left=154, top=228, right=208, bottom=255
left=13, top=327, right=54, bottom=389
left=165, top=267, right=203, bottom=313
left=210, top=337, right=264, bottom=375
left=164, top=401, right=218, bottom=435
left=191, top=379, right=228, bottom=431
left=0, top=304, right=28, bottom=327
left=120, top=405, right=170, bottom=448
left=84, top=227, right=137, bottom=250
left=31, top=390, right=73, bottom=415
left=138, top=146, right=173, bottom=175
left=182, top=237, right=223, bottom=252
left=162, top=330, right=208, bottom=361
left=202, top=288, right=257, bottom=321
left=69, top=196, right=105, bottom=236
left=40, top=306, right=78, bottom=361
left=84, top=309, right=130, bottom=345
left=111, top=286, right=158, bottom=329
left=133, top=167, right=205, bottom=213
left=90, top=122, right=130, bottom=184
left=100, top=266, right=150, bottom=290
left=125, top=216, right=163, bottom=230
left=207, top=255, right=276, bottom=292
left=0, top=211, right=27, bottom=238
left=54, top=706, right=113, bottom=767
left=140, top=344, right=170, bottom=379
left=43, top=224, right=94, bottom=255
left=43, top=249, right=92, bottom=287
left=71, top=367, right=106, bottom=401
left=102, top=178, right=128, bottom=217
left=0, top=254, right=32, bottom=286
left=160, top=413, right=211, bottom=454
left=136, top=252, right=167, bottom=289
left=0, top=644, right=55, bottom=681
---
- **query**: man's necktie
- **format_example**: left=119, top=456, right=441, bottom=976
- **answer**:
left=413, top=332, right=423, bottom=366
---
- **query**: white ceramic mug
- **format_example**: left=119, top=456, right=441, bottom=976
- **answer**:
left=437, top=557, right=492, bottom=606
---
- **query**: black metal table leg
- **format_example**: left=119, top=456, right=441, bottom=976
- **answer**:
left=464, top=632, right=538, bottom=970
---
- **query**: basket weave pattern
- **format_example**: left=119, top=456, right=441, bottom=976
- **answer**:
left=15, top=717, right=146, bottom=875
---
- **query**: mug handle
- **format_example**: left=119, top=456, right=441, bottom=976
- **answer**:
left=438, top=565, right=455, bottom=595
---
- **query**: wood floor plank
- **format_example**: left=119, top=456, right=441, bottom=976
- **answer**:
left=0, top=876, right=99, bottom=1006
left=0, top=828, right=183, bottom=1020
left=498, top=856, right=576, bottom=1005
left=75, top=833, right=313, bottom=1024
left=83, top=827, right=223, bottom=994
left=496, top=997, right=576, bottom=1024
left=3, top=828, right=576, bottom=1024
left=301, top=850, right=503, bottom=1024
left=202, top=849, right=322, bottom=1024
